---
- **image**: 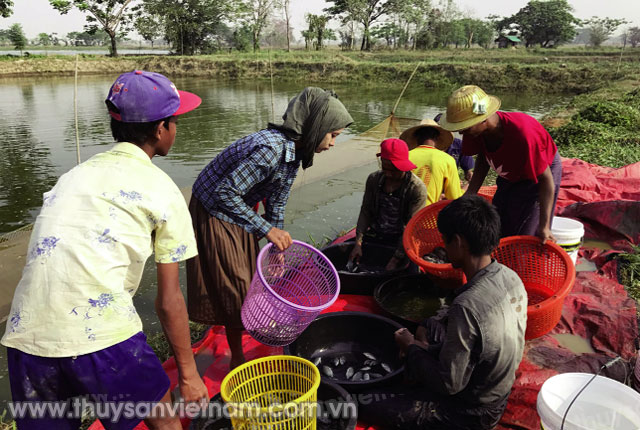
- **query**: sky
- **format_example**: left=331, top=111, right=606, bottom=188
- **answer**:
left=2, top=0, right=638, bottom=40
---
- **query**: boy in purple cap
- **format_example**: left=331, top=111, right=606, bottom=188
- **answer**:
left=1, top=70, right=208, bottom=429
left=349, top=138, right=427, bottom=270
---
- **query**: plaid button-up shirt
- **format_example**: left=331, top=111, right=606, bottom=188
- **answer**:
left=192, top=129, right=300, bottom=237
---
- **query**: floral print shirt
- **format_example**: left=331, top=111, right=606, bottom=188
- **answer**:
left=1, top=142, right=197, bottom=357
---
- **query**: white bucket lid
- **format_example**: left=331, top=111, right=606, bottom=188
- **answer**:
left=551, top=217, right=585, bottom=236
left=537, top=372, right=640, bottom=429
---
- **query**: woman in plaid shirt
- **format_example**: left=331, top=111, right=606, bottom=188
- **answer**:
left=187, top=88, right=353, bottom=368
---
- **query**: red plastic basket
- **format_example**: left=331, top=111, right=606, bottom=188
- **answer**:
left=492, top=236, right=576, bottom=340
left=477, top=185, right=497, bottom=202
left=403, top=200, right=466, bottom=286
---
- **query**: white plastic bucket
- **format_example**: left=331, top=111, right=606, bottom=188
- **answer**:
left=551, top=217, right=584, bottom=265
left=537, top=372, right=640, bottom=430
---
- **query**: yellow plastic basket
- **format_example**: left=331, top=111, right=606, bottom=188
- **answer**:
left=220, top=355, right=321, bottom=430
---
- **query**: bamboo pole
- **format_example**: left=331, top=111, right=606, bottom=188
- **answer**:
left=74, top=54, right=81, bottom=165
left=391, top=62, right=422, bottom=116
left=269, top=48, right=276, bottom=123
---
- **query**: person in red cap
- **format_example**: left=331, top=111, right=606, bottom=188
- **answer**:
left=349, top=138, right=427, bottom=270
left=2, top=70, right=208, bottom=429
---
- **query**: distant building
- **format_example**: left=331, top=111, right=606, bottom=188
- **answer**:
left=496, top=35, right=521, bottom=48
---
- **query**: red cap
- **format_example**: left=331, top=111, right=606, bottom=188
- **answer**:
left=376, top=138, right=417, bottom=172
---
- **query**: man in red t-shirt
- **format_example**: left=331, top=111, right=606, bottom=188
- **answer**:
left=439, top=85, right=562, bottom=242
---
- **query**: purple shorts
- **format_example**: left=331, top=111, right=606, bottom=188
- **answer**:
left=7, top=332, right=170, bottom=430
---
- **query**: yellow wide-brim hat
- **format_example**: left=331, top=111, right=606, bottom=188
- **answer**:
left=439, top=85, right=501, bottom=132
left=399, top=119, right=454, bottom=151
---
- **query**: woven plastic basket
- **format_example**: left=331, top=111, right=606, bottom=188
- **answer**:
left=242, top=240, right=340, bottom=347
left=477, top=185, right=497, bottom=202
left=492, top=236, right=576, bottom=339
left=221, top=355, right=321, bottom=430
left=403, top=200, right=465, bottom=286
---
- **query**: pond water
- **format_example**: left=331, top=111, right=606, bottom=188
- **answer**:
left=0, top=74, right=565, bottom=413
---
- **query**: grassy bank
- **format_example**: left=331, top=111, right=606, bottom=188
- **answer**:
left=1, top=47, right=639, bottom=94
left=543, top=76, right=640, bottom=167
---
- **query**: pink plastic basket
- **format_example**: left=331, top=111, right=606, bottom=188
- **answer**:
left=241, top=240, right=340, bottom=346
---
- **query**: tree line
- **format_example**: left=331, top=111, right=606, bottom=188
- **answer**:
left=0, top=0, right=638, bottom=57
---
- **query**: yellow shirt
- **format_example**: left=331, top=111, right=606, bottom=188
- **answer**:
left=409, top=145, right=463, bottom=205
left=1, top=143, right=197, bottom=357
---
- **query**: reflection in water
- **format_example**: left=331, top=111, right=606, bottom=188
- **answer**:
left=0, top=122, right=57, bottom=231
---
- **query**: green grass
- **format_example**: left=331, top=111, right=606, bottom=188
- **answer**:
left=617, top=246, right=640, bottom=306
left=548, top=86, right=640, bottom=167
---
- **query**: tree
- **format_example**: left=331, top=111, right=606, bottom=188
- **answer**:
left=305, top=13, right=333, bottom=50
left=301, top=29, right=314, bottom=50
left=0, top=0, right=13, bottom=17
left=473, top=20, right=494, bottom=48
left=49, top=0, right=137, bottom=56
left=38, top=33, right=52, bottom=46
left=233, top=24, right=253, bottom=51
left=325, top=0, right=396, bottom=51
left=278, top=0, right=292, bottom=52
left=498, top=0, right=579, bottom=48
left=135, top=15, right=162, bottom=48
left=371, top=22, right=404, bottom=47
left=583, top=17, right=629, bottom=47
left=141, top=0, right=240, bottom=55
left=388, top=0, right=432, bottom=49
left=8, top=23, right=26, bottom=54
left=242, top=0, right=275, bottom=51
left=629, top=27, right=640, bottom=48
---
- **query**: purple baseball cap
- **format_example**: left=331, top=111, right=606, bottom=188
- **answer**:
left=106, top=70, right=202, bottom=122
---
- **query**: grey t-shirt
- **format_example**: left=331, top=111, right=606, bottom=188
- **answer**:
left=406, top=260, right=527, bottom=425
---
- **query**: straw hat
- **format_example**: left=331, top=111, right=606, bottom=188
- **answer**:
left=439, top=85, right=501, bottom=132
left=399, top=119, right=454, bottom=151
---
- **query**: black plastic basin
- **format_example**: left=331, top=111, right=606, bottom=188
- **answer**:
left=321, top=242, right=411, bottom=295
left=190, top=380, right=357, bottom=430
left=284, top=311, right=404, bottom=392
left=374, top=274, right=452, bottom=332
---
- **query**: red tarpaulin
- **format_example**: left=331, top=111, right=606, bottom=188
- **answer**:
left=89, top=157, right=639, bottom=430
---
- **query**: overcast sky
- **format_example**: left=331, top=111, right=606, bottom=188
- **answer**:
left=3, top=0, right=638, bottom=40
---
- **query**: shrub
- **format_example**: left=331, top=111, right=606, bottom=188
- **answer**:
left=574, top=101, right=640, bottom=129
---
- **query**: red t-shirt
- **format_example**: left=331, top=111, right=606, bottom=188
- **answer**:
left=461, top=111, right=557, bottom=183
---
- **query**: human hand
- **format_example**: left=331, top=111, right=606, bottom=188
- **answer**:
left=394, top=328, right=415, bottom=354
left=349, top=243, right=363, bottom=263
left=179, top=373, right=209, bottom=411
left=464, top=170, right=473, bottom=182
left=266, top=227, right=293, bottom=251
left=535, top=225, right=555, bottom=244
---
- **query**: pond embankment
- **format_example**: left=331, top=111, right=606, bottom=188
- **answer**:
left=1, top=48, right=639, bottom=94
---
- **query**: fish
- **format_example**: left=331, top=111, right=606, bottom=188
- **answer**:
left=352, top=371, right=363, bottom=381
left=364, top=359, right=377, bottom=366
left=345, top=367, right=354, bottom=379
left=370, top=373, right=383, bottom=379
left=381, top=363, right=392, bottom=373
left=313, top=357, right=322, bottom=366
left=363, top=352, right=377, bottom=360
left=339, top=356, right=346, bottom=365
left=359, top=366, right=371, bottom=371
left=322, top=365, right=334, bottom=378
left=332, top=357, right=340, bottom=367
left=363, top=373, right=370, bottom=381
